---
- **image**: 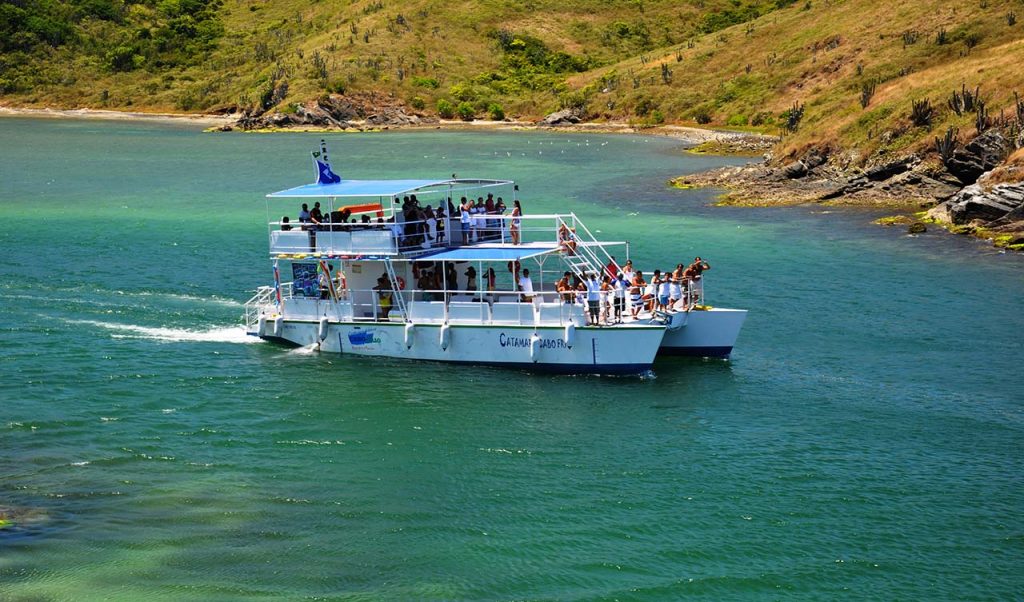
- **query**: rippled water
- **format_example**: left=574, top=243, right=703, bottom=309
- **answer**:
left=1, top=117, right=1022, bottom=600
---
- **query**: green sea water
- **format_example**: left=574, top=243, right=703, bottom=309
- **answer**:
left=1, top=117, right=1022, bottom=600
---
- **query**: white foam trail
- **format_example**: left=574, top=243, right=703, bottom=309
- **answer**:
left=67, top=319, right=261, bottom=344
left=287, top=343, right=320, bottom=355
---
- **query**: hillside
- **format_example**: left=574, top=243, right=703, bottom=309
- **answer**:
left=2, top=0, right=1023, bottom=168
left=1, top=0, right=782, bottom=115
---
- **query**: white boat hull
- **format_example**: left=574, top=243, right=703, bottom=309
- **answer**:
left=252, top=319, right=666, bottom=375
left=657, top=308, right=747, bottom=358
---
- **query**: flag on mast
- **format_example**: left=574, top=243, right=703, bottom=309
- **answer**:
left=312, top=139, right=341, bottom=184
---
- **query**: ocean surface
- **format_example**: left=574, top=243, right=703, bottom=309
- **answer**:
left=1, top=117, right=1022, bottom=601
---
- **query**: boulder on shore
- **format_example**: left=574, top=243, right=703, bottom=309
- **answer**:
left=540, top=108, right=585, bottom=126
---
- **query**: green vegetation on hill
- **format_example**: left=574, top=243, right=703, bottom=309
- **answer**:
left=2, top=0, right=1023, bottom=165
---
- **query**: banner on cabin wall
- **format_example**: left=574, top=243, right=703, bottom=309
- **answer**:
left=292, top=263, right=319, bottom=297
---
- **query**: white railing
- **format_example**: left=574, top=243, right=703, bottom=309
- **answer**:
left=244, top=286, right=275, bottom=329
left=266, top=213, right=623, bottom=257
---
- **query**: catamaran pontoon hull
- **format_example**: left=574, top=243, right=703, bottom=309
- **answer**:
left=250, top=319, right=666, bottom=375
left=657, top=308, right=747, bottom=358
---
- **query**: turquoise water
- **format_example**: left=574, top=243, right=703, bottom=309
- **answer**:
left=1, top=117, right=1022, bottom=600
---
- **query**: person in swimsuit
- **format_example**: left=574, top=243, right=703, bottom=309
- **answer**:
left=630, top=271, right=645, bottom=319
left=556, top=271, right=573, bottom=304
left=510, top=200, right=522, bottom=245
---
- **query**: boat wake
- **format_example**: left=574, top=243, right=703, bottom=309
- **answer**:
left=65, top=320, right=261, bottom=344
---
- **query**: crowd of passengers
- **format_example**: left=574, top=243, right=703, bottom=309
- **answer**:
left=280, top=192, right=525, bottom=249
left=363, top=255, right=710, bottom=325
left=553, top=256, right=712, bottom=325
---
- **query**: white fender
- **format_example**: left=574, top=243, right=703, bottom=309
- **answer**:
left=273, top=316, right=284, bottom=336
left=404, top=323, right=415, bottom=349
left=439, top=323, right=450, bottom=351
left=529, top=334, right=541, bottom=363
left=563, top=321, right=576, bottom=348
left=318, top=317, right=329, bottom=341
left=257, top=315, right=267, bottom=337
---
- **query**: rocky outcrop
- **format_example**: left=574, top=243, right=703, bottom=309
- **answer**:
left=928, top=183, right=1024, bottom=225
left=945, top=130, right=1011, bottom=185
left=539, top=108, right=585, bottom=126
left=229, top=92, right=431, bottom=131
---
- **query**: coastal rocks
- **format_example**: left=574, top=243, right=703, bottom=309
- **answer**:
left=945, top=130, right=1011, bottom=185
left=782, top=160, right=808, bottom=179
left=930, top=183, right=1024, bottom=225
left=926, top=183, right=1024, bottom=248
left=862, top=154, right=919, bottom=181
left=540, top=108, right=585, bottom=126
left=231, top=91, right=428, bottom=131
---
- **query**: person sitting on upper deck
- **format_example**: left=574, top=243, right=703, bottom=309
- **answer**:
left=281, top=216, right=292, bottom=231
left=298, top=204, right=311, bottom=229
left=560, top=228, right=578, bottom=255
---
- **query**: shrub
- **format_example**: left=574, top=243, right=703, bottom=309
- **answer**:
left=410, top=96, right=425, bottom=110
left=649, top=109, right=665, bottom=124
left=437, top=98, right=455, bottom=118
left=726, top=114, right=749, bottom=126
left=456, top=101, right=475, bottom=121
left=326, top=79, right=346, bottom=95
left=693, top=108, right=712, bottom=124
left=412, top=76, right=439, bottom=89
left=487, top=103, right=505, bottom=121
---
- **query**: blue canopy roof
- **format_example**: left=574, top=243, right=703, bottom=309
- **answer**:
left=419, top=245, right=558, bottom=262
left=267, top=178, right=513, bottom=199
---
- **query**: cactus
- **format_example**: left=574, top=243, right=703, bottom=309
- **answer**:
left=910, top=98, right=935, bottom=127
left=1008, top=11, right=1017, bottom=26
left=901, top=30, right=919, bottom=47
left=785, top=101, right=805, bottom=132
left=948, top=84, right=981, bottom=116
left=860, top=80, right=876, bottom=109
left=935, top=28, right=948, bottom=45
left=934, top=126, right=959, bottom=164
left=660, top=62, right=672, bottom=84
left=975, top=100, right=990, bottom=132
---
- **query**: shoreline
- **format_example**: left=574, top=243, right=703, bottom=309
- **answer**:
left=0, top=105, right=235, bottom=126
left=0, top=104, right=770, bottom=146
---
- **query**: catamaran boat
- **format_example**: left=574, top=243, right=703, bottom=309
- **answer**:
left=243, top=143, right=746, bottom=374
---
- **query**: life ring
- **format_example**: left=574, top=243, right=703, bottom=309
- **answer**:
left=397, top=276, right=406, bottom=290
